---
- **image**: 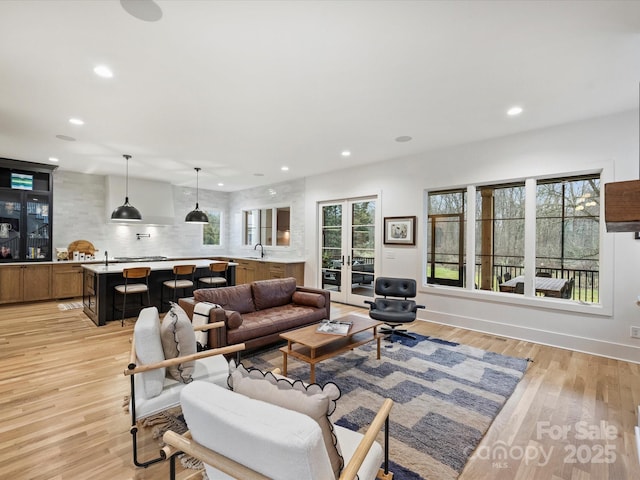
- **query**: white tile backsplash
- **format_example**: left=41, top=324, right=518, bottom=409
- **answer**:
left=52, top=170, right=304, bottom=260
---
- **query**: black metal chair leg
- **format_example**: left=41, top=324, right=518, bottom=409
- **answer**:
left=129, top=373, right=165, bottom=468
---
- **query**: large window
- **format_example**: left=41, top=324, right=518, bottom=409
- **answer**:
left=475, top=183, right=525, bottom=290
left=536, top=176, right=599, bottom=302
left=426, top=173, right=600, bottom=303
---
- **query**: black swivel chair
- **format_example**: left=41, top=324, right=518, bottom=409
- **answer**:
left=365, top=277, right=425, bottom=340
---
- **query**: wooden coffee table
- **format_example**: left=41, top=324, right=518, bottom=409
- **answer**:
left=279, top=314, right=382, bottom=383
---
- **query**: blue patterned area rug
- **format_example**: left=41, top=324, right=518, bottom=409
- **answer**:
left=244, top=332, right=529, bottom=480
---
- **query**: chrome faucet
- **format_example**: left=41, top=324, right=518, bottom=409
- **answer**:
left=254, top=242, right=265, bottom=258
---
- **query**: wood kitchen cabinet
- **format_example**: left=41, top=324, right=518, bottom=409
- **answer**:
left=0, top=264, right=51, bottom=304
left=229, top=258, right=304, bottom=285
left=234, top=259, right=257, bottom=285
left=52, top=263, right=84, bottom=298
left=257, top=261, right=304, bottom=284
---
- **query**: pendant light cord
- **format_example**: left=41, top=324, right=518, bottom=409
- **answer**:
left=195, top=167, right=201, bottom=208
left=124, top=154, right=131, bottom=202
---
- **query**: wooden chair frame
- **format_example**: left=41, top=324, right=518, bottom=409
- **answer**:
left=161, top=264, right=196, bottom=311
left=197, top=262, right=229, bottom=288
left=124, top=321, right=245, bottom=468
left=114, top=267, right=152, bottom=326
left=161, top=398, right=394, bottom=480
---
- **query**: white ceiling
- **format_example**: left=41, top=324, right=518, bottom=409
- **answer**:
left=1, top=0, right=639, bottom=191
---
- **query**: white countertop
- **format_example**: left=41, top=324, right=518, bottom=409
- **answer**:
left=82, top=259, right=234, bottom=274
left=229, top=256, right=305, bottom=264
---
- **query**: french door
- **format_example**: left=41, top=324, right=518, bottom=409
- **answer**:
left=319, top=197, right=376, bottom=306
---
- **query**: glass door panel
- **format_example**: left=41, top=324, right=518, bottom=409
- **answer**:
left=0, top=191, right=22, bottom=261
left=320, top=197, right=377, bottom=305
left=349, top=200, right=375, bottom=301
left=321, top=203, right=344, bottom=301
left=26, top=195, right=50, bottom=260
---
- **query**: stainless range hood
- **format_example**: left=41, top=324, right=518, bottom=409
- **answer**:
left=106, top=176, right=175, bottom=225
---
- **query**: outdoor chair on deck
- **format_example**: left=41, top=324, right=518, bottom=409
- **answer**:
left=514, top=282, right=525, bottom=294
left=365, top=277, right=425, bottom=340
left=124, top=306, right=244, bottom=468
left=562, top=278, right=575, bottom=299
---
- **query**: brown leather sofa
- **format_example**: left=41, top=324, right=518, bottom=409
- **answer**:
left=179, top=277, right=330, bottom=352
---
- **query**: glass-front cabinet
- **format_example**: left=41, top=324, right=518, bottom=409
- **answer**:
left=0, top=158, right=56, bottom=262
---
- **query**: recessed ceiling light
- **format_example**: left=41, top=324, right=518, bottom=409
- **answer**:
left=56, top=134, right=76, bottom=141
left=507, top=106, right=523, bottom=116
left=94, top=65, right=113, bottom=78
left=341, top=150, right=351, bottom=157
left=48, top=157, right=59, bottom=162
left=217, top=182, right=224, bottom=187
left=69, top=118, right=84, bottom=125
left=281, top=166, right=289, bottom=171
left=395, top=136, right=412, bottom=143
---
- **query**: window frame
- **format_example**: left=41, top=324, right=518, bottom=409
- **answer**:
left=422, top=169, right=612, bottom=317
left=202, top=209, right=223, bottom=248
left=241, top=205, right=291, bottom=248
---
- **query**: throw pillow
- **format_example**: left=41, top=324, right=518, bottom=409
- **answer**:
left=292, top=291, right=326, bottom=309
left=160, top=303, right=197, bottom=383
left=228, top=361, right=343, bottom=478
left=133, top=306, right=165, bottom=398
left=224, top=310, right=243, bottom=330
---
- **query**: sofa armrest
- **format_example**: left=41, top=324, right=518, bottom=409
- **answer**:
left=295, top=285, right=330, bottom=320
left=179, top=296, right=230, bottom=349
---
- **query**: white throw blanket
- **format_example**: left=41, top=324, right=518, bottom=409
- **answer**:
left=193, top=302, right=220, bottom=348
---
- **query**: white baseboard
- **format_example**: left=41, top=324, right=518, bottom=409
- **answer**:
left=419, top=311, right=640, bottom=364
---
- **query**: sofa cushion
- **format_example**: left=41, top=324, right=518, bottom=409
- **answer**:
left=292, top=291, right=326, bottom=309
left=133, top=306, right=166, bottom=399
left=227, top=304, right=326, bottom=345
left=160, top=303, right=197, bottom=383
left=194, top=283, right=256, bottom=314
left=228, top=361, right=343, bottom=479
left=251, top=277, right=297, bottom=310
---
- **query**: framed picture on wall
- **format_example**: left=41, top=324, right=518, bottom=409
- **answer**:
left=384, top=216, right=416, bottom=245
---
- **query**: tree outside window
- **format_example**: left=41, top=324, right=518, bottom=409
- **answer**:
left=203, top=210, right=221, bottom=246
left=426, top=173, right=600, bottom=303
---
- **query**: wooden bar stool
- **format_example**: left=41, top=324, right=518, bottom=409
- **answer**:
left=197, top=262, right=228, bottom=289
left=113, top=267, right=151, bottom=326
left=161, top=264, right=196, bottom=311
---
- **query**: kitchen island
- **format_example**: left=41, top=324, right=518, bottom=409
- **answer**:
left=82, top=259, right=236, bottom=326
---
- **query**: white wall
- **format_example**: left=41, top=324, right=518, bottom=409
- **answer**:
left=304, top=110, right=640, bottom=363
left=53, top=171, right=230, bottom=259
left=52, top=110, right=640, bottom=362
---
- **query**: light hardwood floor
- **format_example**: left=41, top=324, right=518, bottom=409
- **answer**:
left=0, top=300, right=638, bottom=479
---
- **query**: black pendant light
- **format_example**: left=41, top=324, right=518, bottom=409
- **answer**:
left=111, top=154, right=142, bottom=221
left=185, top=167, right=209, bottom=224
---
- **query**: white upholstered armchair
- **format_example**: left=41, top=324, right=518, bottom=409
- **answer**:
left=123, top=306, right=245, bottom=468
left=162, top=377, right=394, bottom=480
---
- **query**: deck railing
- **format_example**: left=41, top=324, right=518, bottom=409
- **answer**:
left=428, top=262, right=599, bottom=303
